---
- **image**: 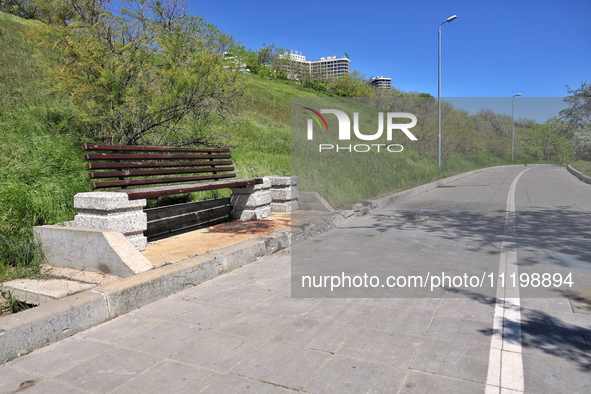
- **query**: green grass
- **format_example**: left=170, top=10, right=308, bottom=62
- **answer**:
left=0, top=12, right=90, bottom=281
left=570, top=160, right=591, bottom=177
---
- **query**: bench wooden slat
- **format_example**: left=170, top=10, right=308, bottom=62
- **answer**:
left=88, top=166, right=235, bottom=179
left=86, top=160, right=234, bottom=170
left=105, top=178, right=263, bottom=200
left=85, top=153, right=232, bottom=161
left=91, top=173, right=237, bottom=189
left=83, top=143, right=230, bottom=153
left=83, top=144, right=262, bottom=201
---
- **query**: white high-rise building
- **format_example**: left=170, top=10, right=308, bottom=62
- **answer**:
left=281, top=50, right=351, bottom=78
left=369, top=76, right=391, bottom=89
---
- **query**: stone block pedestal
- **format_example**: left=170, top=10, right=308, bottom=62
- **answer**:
left=230, top=178, right=272, bottom=220
left=74, top=192, right=147, bottom=251
left=267, top=176, right=299, bottom=212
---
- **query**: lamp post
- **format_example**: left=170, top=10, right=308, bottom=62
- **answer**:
left=512, top=93, right=521, bottom=161
left=438, top=14, right=457, bottom=168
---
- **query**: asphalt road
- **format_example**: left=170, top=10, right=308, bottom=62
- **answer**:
left=1, top=164, right=590, bottom=393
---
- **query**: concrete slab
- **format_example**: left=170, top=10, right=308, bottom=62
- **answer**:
left=8, top=336, right=112, bottom=377
left=0, top=279, right=94, bottom=305
left=53, top=347, right=162, bottom=393
left=200, top=374, right=291, bottom=394
left=398, top=370, right=486, bottom=394
left=303, top=355, right=406, bottom=394
left=230, top=341, right=330, bottom=390
left=34, top=225, right=153, bottom=277
left=522, top=353, right=591, bottom=394
left=170, top=331, right=265, bottom=372
left=109, top=359, right=222, bottom=394
left=411, top=337, right=490, bottom=384
left=335, top=326, right=422, bottom=367
left=271, top=318, right=355, bottom=352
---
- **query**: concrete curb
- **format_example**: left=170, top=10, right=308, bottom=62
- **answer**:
left=0, top=163, right=536, bottom=362
left=567, top=164, right=591, bottom=185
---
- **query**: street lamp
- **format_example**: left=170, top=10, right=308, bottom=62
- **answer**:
left=438, top=14, right=457, bottom=168
left=512, top=93, right=521, bottom=161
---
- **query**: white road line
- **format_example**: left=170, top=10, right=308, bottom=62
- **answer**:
left=486, top=168, right=531, bottom=393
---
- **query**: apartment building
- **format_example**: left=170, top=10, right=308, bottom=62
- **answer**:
left=282, top=50, right=351, bottom=78
left=369, top=76, right=391, bottom=89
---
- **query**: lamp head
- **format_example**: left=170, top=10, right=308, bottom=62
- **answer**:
left=516, top=93, right=522, bottom=96
left=446, top=15, right=458, bottom=23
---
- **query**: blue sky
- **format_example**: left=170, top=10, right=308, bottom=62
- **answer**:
left=187, top=0, right=590, bottom=101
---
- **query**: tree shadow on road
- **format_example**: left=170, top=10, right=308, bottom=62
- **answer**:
left=449, top=288, right=591, bottom=372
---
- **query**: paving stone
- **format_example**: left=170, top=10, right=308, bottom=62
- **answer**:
left=208, top=288, right=274, bottom=309
left=109, top=359, right=222, bottom=394
left=217, top=310, right=297, bottom=340
left=54, top=347, right=162, bottom=393
left=378, top=298, right=441, bottom=313
left=131, top=296, right=201, bottom=320
left=230, top=341, right=329, bottom=390
left=335, top=326, right=422, bottom=367
left=520, top=297, right=574, bottom=313
left=81, top=313, right=164, bottom=344
left=253, top=294, right=322, bottom=317
left=271, top=318, right=355, bottom=352
left=522, top=353, right=591, bottom=394
left=9, top=336, right=111, bottom=377
left=426, top=316, right=493, bottom=347
left=207, top=271, right=258, bottom=288
left=303, top=355, right=406, bottom=394
left=119, top=320, right=209, bottom=357
left=435, top=297, right=495, bottom=322
left=200, top=374, right=292, bottom=394
left=304, top=299, right=376, bottom=326
left=398, top=370, right=486, bottom=393
left=361, top=307, right=436, bottom=336
left=521, top=328, right=591, bottom=365
left=0, top=365, right=42, bottom=394
left=171, top=303, right=243, bottom=329
left=171, top=331, right=264, bottom=372
left=8, top=379, right=87, bottom=394
left=411, top=337, right=490, bottom=384
left=520, top=307, right=580, bottom=334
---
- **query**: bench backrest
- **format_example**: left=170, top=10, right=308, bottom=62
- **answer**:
left=83, top=144, right=236, bottom=190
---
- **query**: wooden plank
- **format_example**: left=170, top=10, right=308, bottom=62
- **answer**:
left=145, top=205, right=232, bottom=238
left=105, top=178, right=263, bottom=200
left=83, top=144, right=230, bottom=153
left=86, top=160, right=233, bottom=170
left=85, top=153, right=232, bottom=161
left=89, top=167, right=235, bottom=179
left=145, top=198, right=231, bottom=221
left=91, top=173, right=237, bottom=189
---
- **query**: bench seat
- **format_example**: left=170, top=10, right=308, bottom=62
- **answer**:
left=102, top=178, right=264, bottom=200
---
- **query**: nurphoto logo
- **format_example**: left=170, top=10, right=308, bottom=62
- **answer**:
left=303, top=107, right=418, bottom=153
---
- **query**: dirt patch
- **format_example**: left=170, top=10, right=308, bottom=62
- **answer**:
left=207, top=220, right=276, bottom=235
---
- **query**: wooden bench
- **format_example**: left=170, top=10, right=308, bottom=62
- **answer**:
left=82, top=144, right=266, bottom=238
left=83, top=144, right=263, bottom=199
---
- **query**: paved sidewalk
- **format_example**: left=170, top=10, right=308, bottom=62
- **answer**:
left=1, top=166, right=590, bottom=393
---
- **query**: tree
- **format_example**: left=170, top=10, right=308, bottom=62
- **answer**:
left=32, top=0, right=241, bottom=146
left=560, top=81, right=591, bottom=160
left=522, top=118, right=572, bottom=163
